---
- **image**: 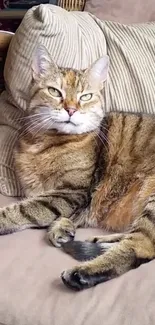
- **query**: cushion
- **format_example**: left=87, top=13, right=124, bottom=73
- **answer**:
left=1, top=5, right=155, bottom=198
left=58, top=0, right=85, bottom=11
left=0, top=193, right=155, bottom=324
left=85, top=0, right=155, bottom=23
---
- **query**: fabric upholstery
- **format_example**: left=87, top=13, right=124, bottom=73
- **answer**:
left=0, top=193, right=154, bottom=325
left=58, top=0, right=85, bottom=11
left=85, top=0, right=155, bottom=23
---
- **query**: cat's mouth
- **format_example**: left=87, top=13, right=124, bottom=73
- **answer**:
left=65, top=120, right=77, bottom=125
left=60, top=118, right=79, bottom=126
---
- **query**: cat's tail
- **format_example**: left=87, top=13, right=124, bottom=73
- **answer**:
left=62, top=240, right=106, bottom=261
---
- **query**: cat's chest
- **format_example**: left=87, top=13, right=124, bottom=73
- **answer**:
left=17, top=137, right=97, bottom=196
left=38, top=146, right=95, bottom=187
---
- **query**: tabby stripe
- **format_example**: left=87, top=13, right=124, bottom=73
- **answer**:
left=132, top=256, right=153, bottom=269
left=130, top=116, right=143, bottom=154
left=37, top=199, right=61, bottom=218
left=119, top=115, right=126, bottom=149
left=141, top=209, right=155, bottom=224
left=143, top=124, right=155, bottom=151
left=19, top=204, right=38, bottom=225
left=130, top=228, right=153, bottom=240
left=51, top=194, right=78, bottom=207
left=147, top=198, right=155, bottom=204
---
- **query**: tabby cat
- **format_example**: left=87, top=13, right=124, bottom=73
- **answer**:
left=1, top=45, right=155, bottom=291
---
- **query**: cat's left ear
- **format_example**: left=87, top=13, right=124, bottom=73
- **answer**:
left=87, top=55, right=109, bottom=86
left=32, top=45, right=58, bottom=78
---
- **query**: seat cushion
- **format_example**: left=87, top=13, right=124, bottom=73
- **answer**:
left=0, top=213, right=154, bottom=324
left=0, top=192, right=155, bottom=325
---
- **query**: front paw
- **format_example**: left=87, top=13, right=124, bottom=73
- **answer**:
left=61, top=266, right=113, bottom=290
left=61, top=268, right=92, bottom=290
left=47, top=218, right=75, bottom=248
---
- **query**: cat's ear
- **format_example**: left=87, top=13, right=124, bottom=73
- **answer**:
left=87, top=55, right=109, bottom=86
left=32, top=45, right=58, bottom=78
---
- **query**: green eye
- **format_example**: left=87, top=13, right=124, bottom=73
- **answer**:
left=80, top=93, right=93, bottom=101
left=48, top=87, right=62, bottom=98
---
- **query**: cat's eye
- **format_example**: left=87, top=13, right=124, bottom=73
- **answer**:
left=48, top=87, right=62, bottom=98
left=80, top=93, right=93, bottom=101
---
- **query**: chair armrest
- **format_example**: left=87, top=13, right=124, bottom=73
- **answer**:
left=0, top=31, right=14, bottom=50
left=0, top=31, right=14, bottom=92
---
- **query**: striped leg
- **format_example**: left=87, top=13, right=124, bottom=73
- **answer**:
left=61, top=196, right=155, bottom=290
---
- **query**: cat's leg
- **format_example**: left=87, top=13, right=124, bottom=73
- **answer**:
left=61, top=195, right=155, bottom=290
left=0, top=196, right=53, bottom=234
left=87, top=233, right=124, bottom=243
left=47, top=207, right=90, bottom=247
left=0, top=189, right=86, bottom=238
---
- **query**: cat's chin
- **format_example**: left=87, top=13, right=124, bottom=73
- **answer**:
left=50, top=121, right=99, bottom=135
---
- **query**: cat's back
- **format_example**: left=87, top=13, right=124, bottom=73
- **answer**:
left=104, top=111, right=155, bottom=174
left=107, top=111, right=155, bottom=152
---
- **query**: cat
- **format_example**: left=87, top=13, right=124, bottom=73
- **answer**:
left=1, top=45, right=155, bottom=291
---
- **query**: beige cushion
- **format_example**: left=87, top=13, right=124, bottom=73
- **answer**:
left=85, top=0, right=155, bottom=23
left=0, top=193, right=155, bottom=324
left=1, top=5, right=155, bottom=197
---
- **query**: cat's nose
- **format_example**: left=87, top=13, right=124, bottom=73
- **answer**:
left=65, top=108, right=76, bottom=116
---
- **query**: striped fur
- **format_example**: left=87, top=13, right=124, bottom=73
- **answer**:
left=62, top=112, right=155, bottom=289
left=1, top=48, right=155, bottom=290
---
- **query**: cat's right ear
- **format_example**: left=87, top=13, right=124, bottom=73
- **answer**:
left=32, top=45, right=58, bottom=78
left=87, top=55, right=109, bottom=87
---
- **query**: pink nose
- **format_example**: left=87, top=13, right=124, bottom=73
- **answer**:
left=66, top=108, right=76, bottom=116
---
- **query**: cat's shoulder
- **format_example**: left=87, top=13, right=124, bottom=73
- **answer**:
left=105, top=110, right=155, bottom=123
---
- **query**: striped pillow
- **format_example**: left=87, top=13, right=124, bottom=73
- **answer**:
left=102, top=20, right=155, bottom=114
left=58, top=0, right=85, bottom=11
left=1, top=6, right=155, bottom=196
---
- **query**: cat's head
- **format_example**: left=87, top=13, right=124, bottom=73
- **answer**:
left=29, top=45, right=109, bottom=135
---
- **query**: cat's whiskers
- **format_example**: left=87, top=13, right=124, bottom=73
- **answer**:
left=18, top=118, right=47, bottom=138
left=94, top=130, right=109, bottom=153
left=18, top=113, right=55, bottom=138
left=31, top=117, right=57, bottom=138
left=98, top=129, right=110, bottom=147
left=16, top=112, right=51, bottom=123
left=87, top=121, right=109, bottom=153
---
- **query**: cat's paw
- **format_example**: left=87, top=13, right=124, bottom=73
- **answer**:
left=61, top=268, right=91, bottom=290
left=61, top=266, right=110, bottom=290
left=47, top=217, right=75, bottom=248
